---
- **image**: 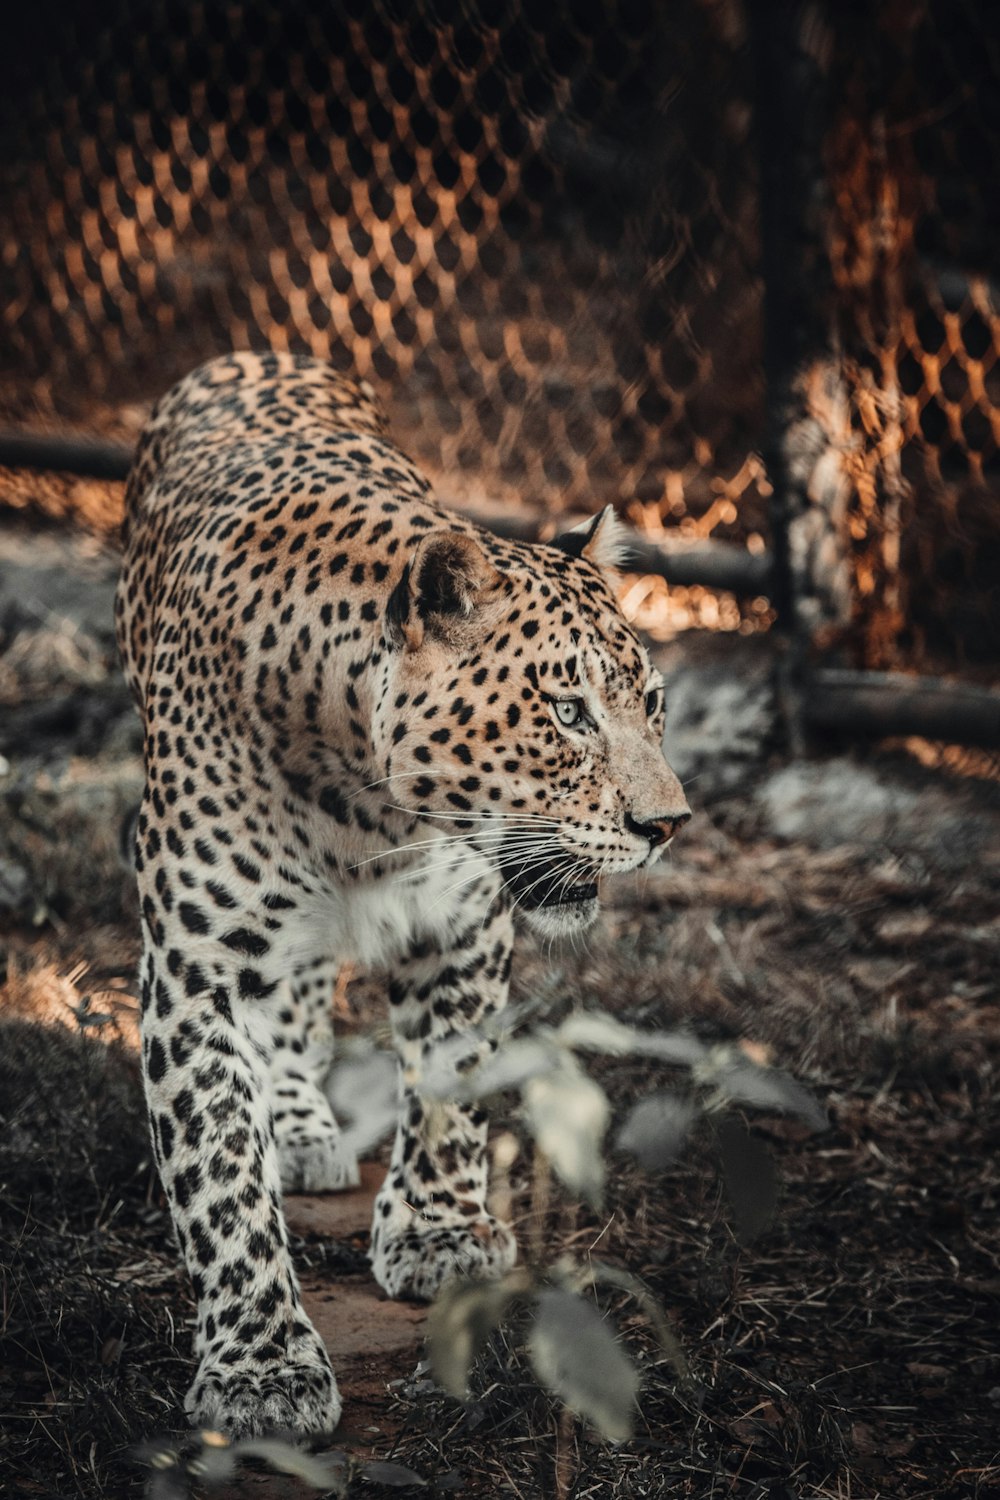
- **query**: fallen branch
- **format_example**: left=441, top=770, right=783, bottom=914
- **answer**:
left=453, top=509, right=774, bottom=594
left=804, top=670, right=1000, bottom=751
left=0, top=431, right=133, bottom=483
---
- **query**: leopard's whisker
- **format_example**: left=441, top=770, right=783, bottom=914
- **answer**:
left=347, top=770, right=443, bottom=800
left=351, top=818, right=566, bottom=858
left=383, top=800, right=567, bottom=828
left=348, top=823, right=563, bottom=872
left=421, top=861, right=511, bottom=914
left=410, top=830, right=561, bottom=891
left=348, top=832, right=494, bottom=871
left=477, top=857, right=537, bottom=939
left=475, top=843, right=575, bottom=935
left=508, top=853, right=588, bottom=916
left=389, top=846, right=548, bottom=888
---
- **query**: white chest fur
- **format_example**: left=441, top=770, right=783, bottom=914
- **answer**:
left=285, top=838, right=495, bottom=972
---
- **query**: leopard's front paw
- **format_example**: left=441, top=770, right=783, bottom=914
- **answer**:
left=370, top=1209, right=517, bottom=1302
left=186, top=1347, right=341, bottom=1439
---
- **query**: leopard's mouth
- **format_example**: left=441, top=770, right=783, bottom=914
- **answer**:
left=533, top=880, right=598, bottom=909
left=498, top=851, right=598, bottom=911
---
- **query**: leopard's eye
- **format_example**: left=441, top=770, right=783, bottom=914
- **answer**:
left=553, top=697, right=585, bottom=728
left=645, top=686, right=664, bottom=718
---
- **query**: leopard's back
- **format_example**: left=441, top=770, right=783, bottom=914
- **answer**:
left=114, top=351, right=435, bottom=715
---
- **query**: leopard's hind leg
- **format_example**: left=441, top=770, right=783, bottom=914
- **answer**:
left=267, top=963, right=360, bottom=1194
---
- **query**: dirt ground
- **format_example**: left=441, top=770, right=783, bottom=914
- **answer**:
left=1, top=511, right=999, bottom=1500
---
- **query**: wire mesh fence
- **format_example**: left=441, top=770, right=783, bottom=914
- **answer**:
left=0, top=0, right=997, bottom=670
left=825, top=0, right=1000, bottom=668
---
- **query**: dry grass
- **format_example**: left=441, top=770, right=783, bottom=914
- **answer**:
left=0, top=1017, right=191, bottom=1498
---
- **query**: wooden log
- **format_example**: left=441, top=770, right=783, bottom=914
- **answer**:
left=0, top=431, right=134, bottom=483
left=804, top=670, right=1000, bottom=750
left=458, top=509, right=774, bottom=594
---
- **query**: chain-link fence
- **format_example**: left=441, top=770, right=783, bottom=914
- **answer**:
left=0, top=0, right=997, bottom=671
left=825, top=0, right=1000, bottom=669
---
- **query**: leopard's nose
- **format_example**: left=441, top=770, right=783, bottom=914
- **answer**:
left=625, top=809, right=691, bottom=847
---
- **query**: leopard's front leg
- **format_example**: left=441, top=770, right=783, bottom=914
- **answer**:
left=136, top=859, right=340, bottom=1437
left=370, top=881, right=517, bottom=1301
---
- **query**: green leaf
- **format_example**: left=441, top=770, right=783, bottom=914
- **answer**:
left=427, top=1270, right=531, bottom=1399
left=413, top=1031, right=490, bottom=1099
left=523, top=1056, right=609, bottom=1207
left=419, top=1033, right=560, bottom=1102
left=716, top=1117, right=779, bottom=1243
left=359, top=1459, right=428, bottom=1487
left=470, top=1037, right=561, bottom=1096
left=188, top=1441, right=237, bottom=1484
left=146, top=1474, right=188, bottom=1500
left=558, top=1011, right=707, bottom=1066
left=234, top=1438, right=347, bottom=1488
left=528, top=1288, right=639, bottom=1441
left=587, top=1261, right=694, bottom=1388
left=615, top=1091, right=696, bottom=1170
left=328, top=1044, right=399, bottom=1155
left=699, top=1049, right=827, bottom=1131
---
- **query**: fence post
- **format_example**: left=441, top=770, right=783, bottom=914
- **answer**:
left=748, top=0, right=854, bottom=748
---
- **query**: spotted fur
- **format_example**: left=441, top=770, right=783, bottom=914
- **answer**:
left=114, top=351, right=690, bottom=1437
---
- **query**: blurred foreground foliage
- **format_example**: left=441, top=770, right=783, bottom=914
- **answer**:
left=132, top=1005, right=826, bottom=1492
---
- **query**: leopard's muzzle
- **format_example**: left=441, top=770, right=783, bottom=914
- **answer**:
left=497, top=846, right=599, bottom=934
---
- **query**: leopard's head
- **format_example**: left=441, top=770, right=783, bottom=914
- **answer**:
left=378, top=508, right=690, bottom=935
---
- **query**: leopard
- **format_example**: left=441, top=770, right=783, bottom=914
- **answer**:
left=114, top=350, right=691, bottom=1439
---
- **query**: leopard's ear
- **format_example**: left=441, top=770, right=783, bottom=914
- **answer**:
left=387, top=530, right=504, bottom=650
left=552, top=505, right=630, bottom=575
